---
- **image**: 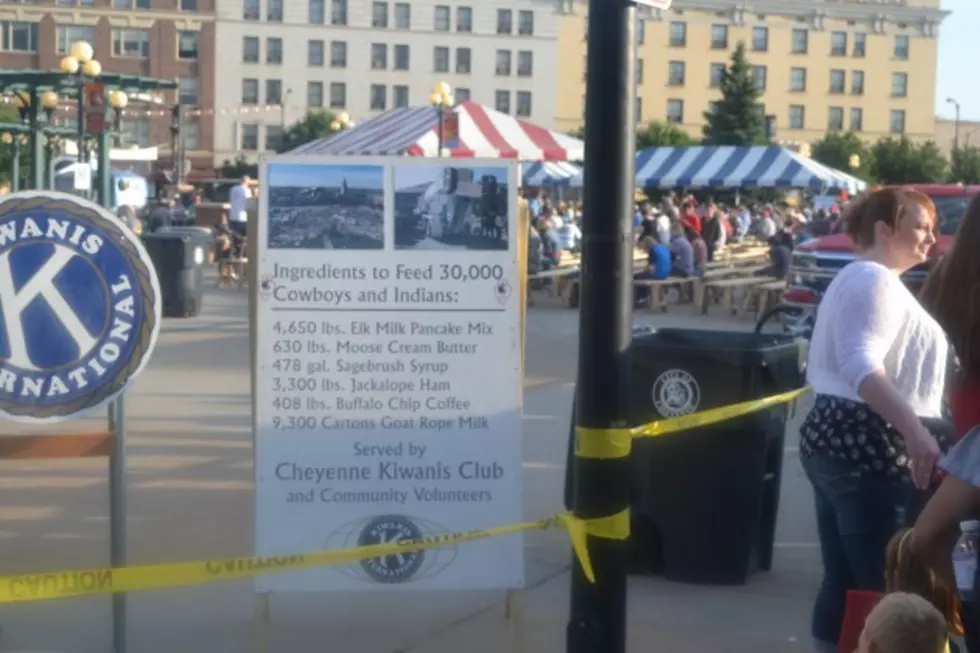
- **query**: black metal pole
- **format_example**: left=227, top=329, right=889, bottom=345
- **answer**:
left=12, top=139, right=20, bottom=193
left=566, top=0, right=636, bottom=652
left=954, top=104, right=961, bottom=155
left=77, top=75, right=86, bottom=165
left=437, top=106, right=444, bottom=157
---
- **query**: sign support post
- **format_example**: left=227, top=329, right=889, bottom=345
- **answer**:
left=566, top=0, right=638, bottom=651
left=108, top=397, right=128, bottom=653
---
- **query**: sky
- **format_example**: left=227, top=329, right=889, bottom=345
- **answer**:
left=267, top=163, right=383, bottom=189
left=936, top=0, right=978, bottom=121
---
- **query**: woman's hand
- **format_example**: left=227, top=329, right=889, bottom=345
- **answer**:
left=904, top=423, right=941, bottom=489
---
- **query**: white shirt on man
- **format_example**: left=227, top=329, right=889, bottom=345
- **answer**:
left=229, top=183, right=251, bottom=223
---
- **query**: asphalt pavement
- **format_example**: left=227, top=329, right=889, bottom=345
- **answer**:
left=0, top=281, right=821, bottom=653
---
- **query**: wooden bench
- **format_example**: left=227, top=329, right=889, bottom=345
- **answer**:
left=698, top=275, right=773, bottom=315
left=633, top=278, right=695, bottom=312
left=742, top=279, right=787, bottom=316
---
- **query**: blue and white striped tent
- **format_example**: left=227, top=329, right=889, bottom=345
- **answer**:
left=634, top=146, right=867, bottom=194
left=522, top=161, right=583, bottom=187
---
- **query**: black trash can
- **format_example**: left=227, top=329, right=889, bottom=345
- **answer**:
left=564, top=328, right=806, bottom=586
left=141, top=230, right=212, bottom=318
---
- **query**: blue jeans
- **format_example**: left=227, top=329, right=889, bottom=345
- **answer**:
left=802, top=453, right=923, bottom=647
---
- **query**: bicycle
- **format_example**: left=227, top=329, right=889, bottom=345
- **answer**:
left=754, top=297, right=819, bottom=339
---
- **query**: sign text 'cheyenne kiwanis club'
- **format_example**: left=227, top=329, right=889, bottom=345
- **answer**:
left=253, top=157, right=523, bottom=591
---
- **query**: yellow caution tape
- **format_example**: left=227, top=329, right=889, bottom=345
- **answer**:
left=575, top=426, right=632, bottom=460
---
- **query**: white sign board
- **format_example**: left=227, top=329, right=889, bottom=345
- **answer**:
left=73, top=164, right=91, bottom=191
left=635, top=0, right=672, bottom=9
left=254, top=156, right=524, bottom=592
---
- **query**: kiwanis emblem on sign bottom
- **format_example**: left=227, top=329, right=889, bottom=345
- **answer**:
left=357, top=515, right=426, bottom=583
left=0, top=191, right=161, bottom=423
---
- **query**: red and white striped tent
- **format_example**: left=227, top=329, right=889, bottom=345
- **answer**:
left=288, top=101, right=584, bottom=161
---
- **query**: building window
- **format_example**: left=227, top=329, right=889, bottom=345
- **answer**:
left=852, top=70, right=865, bottom=95
left=752, top=25, right=768, bottom=52
left=243, top=36, right=259, bottom=63
left=791, top=28, right=808, bottom=54
left=434, top=6, right=450, bottom=31
left=265, top=125, right=283, bottom=152
left=267, top=37, right=283, bottom=64
left=789, top=105, right=805, bottom=130
left=177, top=31, right=198, bottom=60
left=496, top=50, right=511, bottom=75
left=669, top=22, right=686, bottom=47
left=516, top=91, right=531, bottom=117
left=243, top=0, right=259, bottom=20
left=830, top=69, right=845, bottom=94
left=434, top=46, right=449, bottom=73
left=668, top=61, right=685, bottom=86
left=394, top=2, right=410, bottom=28
left=330, top=41, right=347, bottom=67
left=112, top=0, right=150, bottom=8
left=890, top=109, right=906, bottom=133
left=709, top=63, right=725, bottom=88
left=495, top=90, right=510, bottom=113
left=828, top=106, right=843, bottom=131
left=267, top=0, right=283, bottom=21
left=517, top=51, right=532, bottom=76
left=497, top=9, right=512, bottom=34
left=331, top=0, right=347, bottom=25
left=850, top=107, right=863, bottom=131
left=371, top=43, right=387, bottom=69
left=790, top=67, right=806, bottom=92
left=457, top=6, right=472, bottom=32
left=56, top=25, right=94, bottom=54
left=710, top=24, right=727, bottom=50
left=753, top=65, right=767, bottom=92
left=266, top=79, right=282, bottom=104
left=180, top=0, right=197, bottom=10
left=455, top=88, right=470, bottom=102
left=372, top=1, right=388, bottom=27
left=393, top=85, right=409, bottom=108
left=330, top=82, right=346, bottom=108
left=394, top=44, right=409, bottom=70
left=183, top=121, right=199, bottom=150
left=831, top=31, right=847, bottom=56
left=891, top=72, right=908, bottom=97
left=894, top=35, right=909, bottom=59
left=242, top=78, right=259, bottom=104
left=853, top=32, right=866, bottom=57
left=636, top=58, right=644, bottom=85
left=635, top=97, right=642, bottom=123
left=707, top=101, right=719, bottom=115
left=309, top=0, right=325, bottom=24
left=308, top=81, right=323, bottom=107
left=241, top=124, right=258, bottom=151
left=636, top=19, right=644, bottom=45
left=666, top=99, right=683, bottom=124
left=455, top=47, right=470, bottom=73
left=308, top=40, right=324, bottom=66
left=518, top=10, right=534, bottom=36
left=112, top=28, right=150, bottom=58
left=178, top=76, right=198, bottom=106
left=120, top=119, right=151, bottom=147
left=370, top=84, right=386, bottom=110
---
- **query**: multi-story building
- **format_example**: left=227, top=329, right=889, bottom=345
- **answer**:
left=212, top=0, right=559, bottom=163
left=557, top=0, right=949, bottom=145
left=0, top=0, right=216, bottom=170
left=935, top=118, right=980, bottom=156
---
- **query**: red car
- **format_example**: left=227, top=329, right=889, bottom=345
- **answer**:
left=784, top=184, right=980, bottom=307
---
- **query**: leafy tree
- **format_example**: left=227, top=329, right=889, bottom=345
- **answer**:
left=702, top=41, right=765, bottom=146
left=567, top=127, right=585, bottom=139
left=950, top=146, right=980, bottom=185
left=811, top=131, right=875, bottom=182
left=217, top=154, right=258, bottom=179
left=636, top=121, right=696, bottom=149
left=870, top=137, right=948, bottom=185
left=279, top=109, right=338, bottom=153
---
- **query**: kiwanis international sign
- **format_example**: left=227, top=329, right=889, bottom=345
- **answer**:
left=0, top=192, right=161, bottom=424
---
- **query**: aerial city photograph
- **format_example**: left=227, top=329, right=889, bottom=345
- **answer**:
left=393, top=165, right=511, bottom=251
left=266, top=163, right=385, bottom=250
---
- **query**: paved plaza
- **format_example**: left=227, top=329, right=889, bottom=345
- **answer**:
left=0, top=282, right=820, bottom=653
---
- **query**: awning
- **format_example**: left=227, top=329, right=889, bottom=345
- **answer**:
left=522, top=161, right=582, bottom=187
left=289, top=101, right=584, bottom=161
left=635, top=146, right=867, bottom=194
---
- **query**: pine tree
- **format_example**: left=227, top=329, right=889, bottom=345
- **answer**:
left=702, top=41, right=766, bottom=146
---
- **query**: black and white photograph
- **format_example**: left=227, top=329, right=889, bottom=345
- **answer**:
left=267, top=163, right=384, bottom=250
left=394, top=165, right=510, bottom=251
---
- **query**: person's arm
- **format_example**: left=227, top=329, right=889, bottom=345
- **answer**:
left=832, top=272, right=940, bottom=488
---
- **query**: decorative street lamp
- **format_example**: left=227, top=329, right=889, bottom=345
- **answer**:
left=59, top=40, right=102, bottom=166
left=108, top=90, right=128, bottom=146
left=329, top=111, right=353, bottom=133
left=947, top=97, right=961, bottom=156
left=1, top=132, right=27, bottom=192
left=429, top=81, right=454, bottom=157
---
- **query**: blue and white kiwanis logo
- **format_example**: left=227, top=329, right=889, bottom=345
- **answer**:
left=357, top=514, right=425, bottom=583
left=0, top=191, right=161, bottom=423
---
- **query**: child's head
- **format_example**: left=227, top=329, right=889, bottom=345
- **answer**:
left=885, top=528, right=963, bottom=636
left=857, top=592, right=947, bottom=653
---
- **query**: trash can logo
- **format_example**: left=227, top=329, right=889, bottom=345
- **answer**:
left=651, top=369, right=701, bottom=417
left=0, top=191, right=161, bottom=424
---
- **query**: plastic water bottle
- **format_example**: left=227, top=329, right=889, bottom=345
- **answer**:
left=954, top=521, right=979, bottom=597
